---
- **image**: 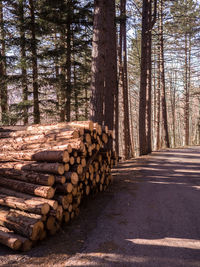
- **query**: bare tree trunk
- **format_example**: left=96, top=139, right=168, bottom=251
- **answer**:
left=160, top=0, right=169, bottom=148
left=139, top=0, right=149, bottom=155
left=156, top=42, right=161, bottom=150
left=184, top=33, right=189, bottom=146
left=90, top=0, right=105, bottom=125
left=90, top=0, right=117, bottom=136
left=104, top=0, right=117, bottom=132
left=0, top=1, right=8, bottom=125
left=120, top=0, right=133, bottom=159
left=66, top=1, right=72, bottom=122
left=29, top=0, right=40, bottom=124
left=19, top=0, right=28, bottom=125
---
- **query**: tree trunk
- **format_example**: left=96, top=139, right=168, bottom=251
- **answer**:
left=0, top=1, right=8, bottom=125
left=184, top=33, right=190, bottom=146
left=159, top=0, right=169, bottom=148
left=104, top=0, right=117, bottom=132
left=120, top=0, right=132, bottom=159
left=66, top=1, right=72, bottom=122
left=29, top=0, right=40, bottom=124
left=19, top=0, right=29, bottom=125
left=90, top=0, right=106, bottom=125
left=139, top=0, right=149, bottom=155
left=139, top=0, right=156, bottom=155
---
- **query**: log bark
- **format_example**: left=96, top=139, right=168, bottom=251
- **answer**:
left=0, top=225, right=32, bottom=251
left=1, top=162, right=65, bottom=175
left=0, top=177, right=55, bottom=199
left=0, top=193, right=50, bottom=215
left=0, top=148, right=71, bottom=161
left=0, top=207, right=44, bottom=241
left=54, top=175, right=66, bottom=184
left=0, top=188, right=58, bottom=210
left=0, top=168, right=54, bottom=186
left=0, top=225, right=22, bottom=250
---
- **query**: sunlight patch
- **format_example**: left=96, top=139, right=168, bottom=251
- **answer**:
left=127, top=237, right=200, bottom=250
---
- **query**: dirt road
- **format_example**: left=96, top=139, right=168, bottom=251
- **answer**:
left=0, top=147, right=200, bottom=266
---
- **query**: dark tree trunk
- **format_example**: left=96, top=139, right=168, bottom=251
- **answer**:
left=19, top=0, right=28, bottom=125
left=120, top=0, right=132, bottom=159
left=139, top=0, right=149, bottom=155
left=104, top=0, right=117, bottom=132
left=0, top=1, right=8, bottom=125
left=159, top=0, right=169, bottom=148
left=139, top=0, right=156, bottom=155
left=66, top=1, right=72, bottom=122
left=29, top=0, right=40, bottom=124
left=184, top=33, right=190, bottom=146
left=90, top=0, right=106, bottom=125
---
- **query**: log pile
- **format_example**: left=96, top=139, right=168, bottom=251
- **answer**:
left=0, top=121, right=118, bottom=251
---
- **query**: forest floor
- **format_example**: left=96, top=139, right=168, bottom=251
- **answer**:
left=0, top=147, right=200, bottom=267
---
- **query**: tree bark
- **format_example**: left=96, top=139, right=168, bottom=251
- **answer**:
left=104, top=0, right=117, bottom=132
left=29, top=0, right=40, bottom=123
left=0, top=1, right=8, bottom=125
left=0, top=193, right=50, bottom=215
left=0, top=207, right=44, bottom=241
left=90, top=0, right=106, bottom=125
left=0, top=177, right=55, bottom=199
left=19, top=0, right=29, bottom=125
left=0, top=168, right=54, bottom=186
left=159, top=0, right=169, bottom=148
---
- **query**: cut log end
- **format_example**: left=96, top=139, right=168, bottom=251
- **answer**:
left=41, top=203, right=50, bottom=215
left=31, top=221, right=44, bottom=241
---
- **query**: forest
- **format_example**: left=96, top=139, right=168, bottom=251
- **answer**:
left=0, top=0, right=200, bottom=159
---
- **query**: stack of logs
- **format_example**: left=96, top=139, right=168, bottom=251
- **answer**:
left=0, top=121, right=118, bottom=251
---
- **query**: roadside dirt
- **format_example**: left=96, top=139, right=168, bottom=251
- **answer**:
left=0, top=147, right=200, bottom=266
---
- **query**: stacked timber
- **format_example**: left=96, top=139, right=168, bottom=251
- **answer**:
left=0, top=121, right=118, bottom=251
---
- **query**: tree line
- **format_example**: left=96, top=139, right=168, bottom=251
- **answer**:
left=0, top=0, right=200, bottom=158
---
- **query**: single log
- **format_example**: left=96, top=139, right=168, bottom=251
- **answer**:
left=0, top=226, right=32, bottom=251
left=1, top=162, right=65, bottom=175
left=54, top=175, right=66, bottom=184
left=72, top=186, right=78, bottom=197
left=49, top=205, right=63, bottom=221
left=0, top=193, right=50, bottom=215
left=49, top=220, right=60, bottom=236
left=76, top=156, right=80, bottom=164
left=0, top=125, right=79, bottom=138
left=55, top=183, right=73, bottom=194
left=66, top=194, right=73, bottom=204
left=0, top=177, right=55, bottom=199
left=69, top=156, right=75, bottom=165
left=65, top=163, right=70, bottom=172
left=46, top=216, right=55, bottom=231
left=0, top=225, right=22, bottom=250
left=65, top=172, right=79, bottom=185
left=32, top=150, right=70, bottom=163
left=0, top=188, right=58, bottom=210
left=0, top=208, right=44, bottom=241
left=54, top=195, right=69, bottom=210
left=0, top=168, right=54, bottom=186
left=64, top=211, right=70, bottom=223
